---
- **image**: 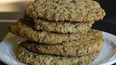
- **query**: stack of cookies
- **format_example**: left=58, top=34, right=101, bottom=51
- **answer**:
left=9, top=0, right=106, bottom=65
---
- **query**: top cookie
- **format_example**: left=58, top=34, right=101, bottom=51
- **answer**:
left=26, top=0, right=105, bottom=22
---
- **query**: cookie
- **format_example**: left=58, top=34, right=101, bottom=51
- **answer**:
left=34, top=19, right=94, bottom=33
left=26, top=0, right=105, bottom=22
left=9, top=19, right=81, bottom=44
left=20, top=29, right=104, bottom=56
left=17, top=45, right=100, bottom=65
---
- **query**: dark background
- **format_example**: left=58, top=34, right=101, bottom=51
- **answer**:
left=97, top=0, right=116, bottom=23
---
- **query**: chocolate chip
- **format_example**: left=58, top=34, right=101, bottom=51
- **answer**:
left=40, top=26, right=44, bottom=30
left=53, top=6, right=57, bottom=9
left=56, top=1, right=59, bottom=3
left=70, top=0, right=76, bottom=3
left=55, top=0, right=60, bottom=3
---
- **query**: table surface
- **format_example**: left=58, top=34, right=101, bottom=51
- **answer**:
left=0, top=20, right=116, bottom=65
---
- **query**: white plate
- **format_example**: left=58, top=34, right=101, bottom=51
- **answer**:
left=0, top=32, right=116, bottom=65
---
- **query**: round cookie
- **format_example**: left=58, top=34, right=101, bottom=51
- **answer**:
left=9, top=19, right=81, bottom=44
left=20, top=30, right=104, bottom=56
left=26, top=0, right=105, bottom=22
left=34, top=19, right=94, bottom=33
left=17, top=45, right=100, bottom=65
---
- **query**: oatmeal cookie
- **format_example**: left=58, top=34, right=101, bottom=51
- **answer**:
left=34, top=19, right=94, bottom=33
left=9, top=19, right=81, bottom=44
left=20, top=30, right=104, bottom=56
left=26, top=0, right=105, bottom=22
left=17, top=45, right=100, bottom=65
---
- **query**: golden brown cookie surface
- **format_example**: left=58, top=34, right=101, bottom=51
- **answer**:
left=17, top=45, right=100, bottom=65
left=9, top=19, right=82, bottom=44
left=26, top=0, right=105, bottom=22
left=34, top=19, right=94, bottom=33
left=20, top=29, right=104, bottom=56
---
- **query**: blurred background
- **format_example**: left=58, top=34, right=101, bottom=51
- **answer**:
left=97, top=0, right=116, bottom=23
left=0, top=0, right=116, bottom=23
left=0, top=0, right=34, bottom=20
